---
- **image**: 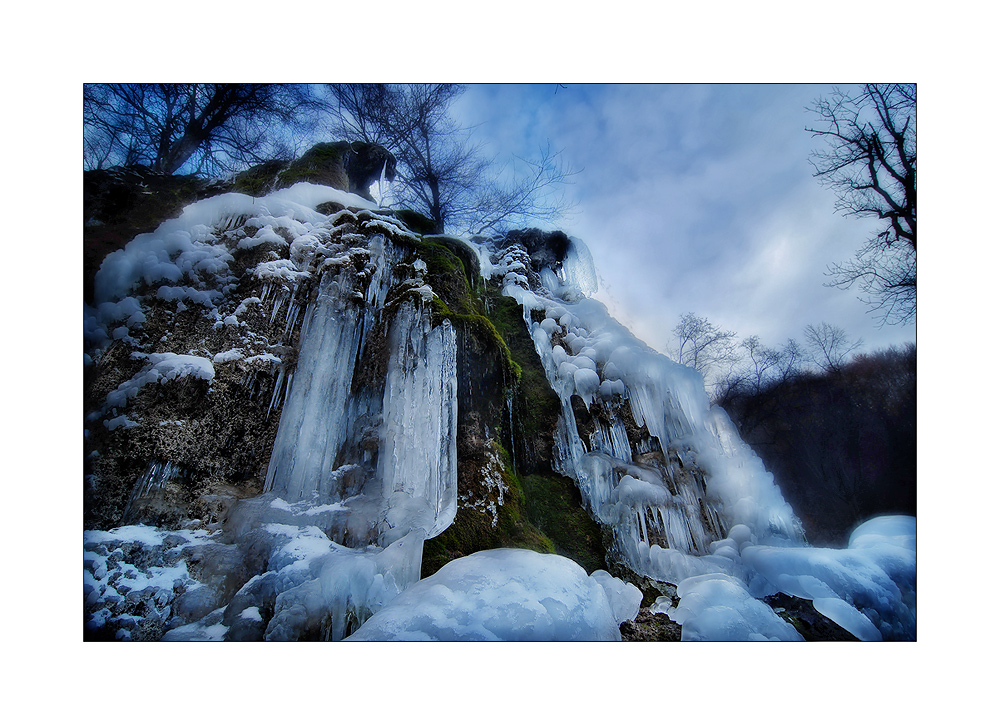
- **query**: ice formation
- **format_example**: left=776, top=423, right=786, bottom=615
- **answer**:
left=666, top=573, right=804, bottom=641
left=85, top=184, right=469, bottom=640
left=84, top=178, right=915, bottom=642
left=740, top=515, right=917, bottom=640
left=346, top=549, right=640, bottom=641
left=480, top=234, right=804, bottom=587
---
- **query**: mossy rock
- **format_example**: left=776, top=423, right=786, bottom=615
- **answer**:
left=393, top=208, right=438, bottom=235
left=422, top=445, right=555, bottom=578
left=482, top=287, right=561, bottom=468
left=315, top=201, right=346, bottom=216
left=421, top=235, right=481, bottom=286
left=231, top=159, right=288, bottom=197
left=520, top=472, right=607, bottom=573
left=411, top=236, right=478, bottom=316
left=276, top=142, right=351, bottom=192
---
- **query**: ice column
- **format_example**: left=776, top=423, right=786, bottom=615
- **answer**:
left=263, top=233, right=409, bottom=504
left=263, top=265, right=366, bottom=501
left=377, top=299, right=459, bottom=544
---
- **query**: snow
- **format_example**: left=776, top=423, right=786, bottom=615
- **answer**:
left=86, top=183, right=377, bottom=356
left=347, top=549, right=638, bottom=641
left=104, top=414, right=139, bottom=431
left=237, top=224, right=288, bottom=250
left=668, top=573, right=804, bottom=641
left=212, top=348, right=245, bottom=363
left=104, top=353, right=215, bottom=411
left=739, top=515, right=917, bottom=641
left=239, top=606, right=263, bottom=622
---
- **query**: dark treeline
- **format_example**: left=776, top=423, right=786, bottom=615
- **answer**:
left=717, top=343, right=916, bottom=546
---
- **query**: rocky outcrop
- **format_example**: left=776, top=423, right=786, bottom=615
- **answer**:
left=83, top=163, right=580, bottom=640
left=83, top=151, right=915, bottom=642
left=232, top=141, right=395, bottom=200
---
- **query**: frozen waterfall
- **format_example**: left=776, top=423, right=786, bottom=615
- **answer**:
left=482, top=235, right=804, bottom=586
left=84, top=177, right=914, bottom=641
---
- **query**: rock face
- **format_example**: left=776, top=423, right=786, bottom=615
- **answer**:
left=83, top=149, right=915, bottom=642
left=84, top=166, right=574, bottom=641
left=231, top=141, right=396, bottom=200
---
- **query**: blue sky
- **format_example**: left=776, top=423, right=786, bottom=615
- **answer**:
left=452, top=83, right=917, bottom=362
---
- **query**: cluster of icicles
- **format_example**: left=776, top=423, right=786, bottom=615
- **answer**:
left=484, top=237, right=804, bottom=585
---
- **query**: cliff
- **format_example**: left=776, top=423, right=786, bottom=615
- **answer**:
left=83, top=144, right=916, bottom=641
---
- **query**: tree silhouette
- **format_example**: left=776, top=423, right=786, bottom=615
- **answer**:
left=327, top=84, right=574, bottom=235
left=84, top=84, right=311, bottom=175
left=808, top=84, right=916, bottom=325
left=803, top=322, right=863, bottom=375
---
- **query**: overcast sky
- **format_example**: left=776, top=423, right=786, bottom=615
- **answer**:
left=451, top=83, right=917, bottom=362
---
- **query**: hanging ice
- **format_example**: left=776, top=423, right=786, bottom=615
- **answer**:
left=376, top=300, right=458, bottom=544
left=262, top=262, right=372, bottom=502
left=486, top=233, right=805, bottom=586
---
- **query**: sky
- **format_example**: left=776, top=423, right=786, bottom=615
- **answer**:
left=450, top=84, right=917, bottom=364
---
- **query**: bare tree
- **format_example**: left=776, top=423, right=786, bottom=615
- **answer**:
left=740, top=336, right=784, bottom=393
left=668, top=313, right=739, bottom=387
left=84, top=84, right=312, bottom=175
left=326, top=83, right=574, bottom=235
left=327, top=83, right=400, bottom=146
left=467, top=144, right=576, bottom=235
left=714, top=335, right=801, bottom=434
left=807, top=84, right=916, bottom=325
left=803, top=322, right=862, bottom=374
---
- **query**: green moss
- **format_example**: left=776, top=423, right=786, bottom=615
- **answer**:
left=409, top=236, right=477, bottom=314
left=275, top=142, right=350, bottom=191
left=421, top=235, right=481, bottom=287
left=403, top=236, right=520, bottom=385
left=231, top=159, right=287, bottom=196
left=444, top=312, right=522, bottom=384
left=421, top=443, right=606, bottom=578
left=393, top=208, right=438, bottom=235
left=482, top=286, right=559, bottom=442
left=520, top=473, right=608, bottom=573
left=421, top=443, right=555, bottom=578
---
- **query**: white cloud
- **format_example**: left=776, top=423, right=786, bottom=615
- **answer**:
left=457, top=84, right=916, bottom=356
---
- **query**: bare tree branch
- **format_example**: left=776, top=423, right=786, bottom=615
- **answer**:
left=807, top=84, right=916, bottom=325
left=84, top=84, right=314, bottom=176
left=667, top=313, right=740, bottom=390
left=324, top=84, right=576, bottom=235
left=803, top=322, right=863, bottom=375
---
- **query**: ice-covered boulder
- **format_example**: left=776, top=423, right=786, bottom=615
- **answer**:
left=346, top=549, right=640, bottom=641
left=667, top=573, right=804, bottom=641
left=740, top=515, right=916, bottom=641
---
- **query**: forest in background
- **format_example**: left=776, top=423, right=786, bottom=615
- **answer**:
left=719, top=343, right=916, bottom=545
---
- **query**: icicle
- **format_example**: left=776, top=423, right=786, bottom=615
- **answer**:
left=283, top=302, right=301, bottom=341
left=266, top=367, right=286, bottom=421
left=376, top=301, right=458, bottom=544
left=269, top=289, right=287, bottom=326
left=121, top=460, right=181, bottom=523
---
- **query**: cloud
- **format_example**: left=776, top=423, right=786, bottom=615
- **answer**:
left=456, top=84, right=916, bottom=356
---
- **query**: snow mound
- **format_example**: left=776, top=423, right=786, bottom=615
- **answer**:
left=346, top=549, right=640, bottom=641
left=740, top=515, right=916, bottom=641
left=668, top=573, right=804, bottom=641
